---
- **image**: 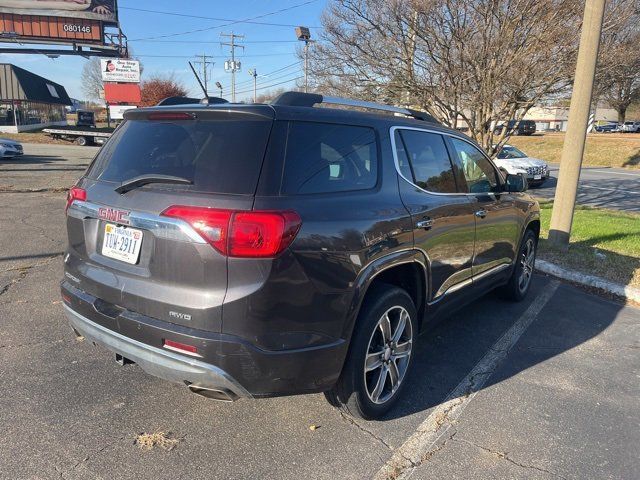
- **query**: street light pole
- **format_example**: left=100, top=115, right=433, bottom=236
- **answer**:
left=248, top=69, right=258, bottom=102
left=548, top=0, right=606, bottom=250
left=303, top=41, right=309, bottom=93
left=295, top=26, right=312, bottom=93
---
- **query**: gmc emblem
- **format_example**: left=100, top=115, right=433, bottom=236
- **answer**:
left=98, top=207, right=130, bottom=225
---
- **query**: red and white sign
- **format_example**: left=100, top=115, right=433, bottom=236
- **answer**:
left=100, top=59, right=140, bottom=83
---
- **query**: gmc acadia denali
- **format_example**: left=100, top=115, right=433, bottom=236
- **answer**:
left=62, top=92, right=539, bottom=419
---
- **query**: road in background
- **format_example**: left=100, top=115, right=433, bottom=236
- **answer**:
left=1, top=144, right=638, bottom=479
left=535, top=164, right=640, bottom=212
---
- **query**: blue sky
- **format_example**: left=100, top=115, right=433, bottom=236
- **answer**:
left=1, top=0, right=327, bottom=101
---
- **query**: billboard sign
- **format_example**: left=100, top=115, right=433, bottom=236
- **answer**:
left=101, top=59, right=140, bottom=83
left=0, top=0, right=117, bottom=23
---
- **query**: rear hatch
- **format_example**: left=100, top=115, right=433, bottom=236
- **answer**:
left=64, top=106, right=274, bottom=332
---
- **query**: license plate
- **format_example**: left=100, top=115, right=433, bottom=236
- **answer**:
left=534, top=174, right=542, bottom=180
left=102, top=224, right=143, bottom=264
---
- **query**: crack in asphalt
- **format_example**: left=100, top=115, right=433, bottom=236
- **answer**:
left=339, top=411, right=395, bottom=452
left=0, top=255, right=62, bottom=297
left=0, top=187, right=68, bottom=194
left=56, top=435, right=127, bottom=479
left=456, top=437, right=569, bottom=479
left=0, top=339, right=65, bottom=351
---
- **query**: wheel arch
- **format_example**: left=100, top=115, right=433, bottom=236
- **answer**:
left=342, top=249, right=429, bottom=342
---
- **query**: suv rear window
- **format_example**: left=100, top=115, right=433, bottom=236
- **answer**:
left=281, top=121, right=377, bottom=195
left=87, top=117, right=272, bottom=194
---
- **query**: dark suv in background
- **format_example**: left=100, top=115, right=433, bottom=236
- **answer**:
left=62, top=92, right=540, bottom=419
left=494, top=119, right=537, bottom=136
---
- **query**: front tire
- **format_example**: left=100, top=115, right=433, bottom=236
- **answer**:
left=325, top=284, right=417, bottom=419
left=500, top=229, right=537, bottom=301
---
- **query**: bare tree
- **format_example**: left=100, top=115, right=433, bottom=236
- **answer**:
left=309, top=0, right=586, bottom=153
left=595, top=0, right=640, bottom=123
left=81, top=58, right=103, bottom=101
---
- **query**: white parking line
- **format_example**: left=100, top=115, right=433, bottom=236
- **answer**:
left=579, top=184, right=640, bottom=195
left=374, top=280, right=560, bottom=480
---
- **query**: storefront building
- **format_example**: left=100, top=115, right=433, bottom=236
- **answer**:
left=0, top=64, right=71, bottom=132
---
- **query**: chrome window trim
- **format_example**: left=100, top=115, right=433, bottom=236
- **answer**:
left=67, top=200, right=206, bottom=244
left=389, top=125, right=502, bottom=197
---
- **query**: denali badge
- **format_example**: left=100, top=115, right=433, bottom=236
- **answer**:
left=98, top=207, right=130, bottom=225
left=169, top=311, right=192, bottom=321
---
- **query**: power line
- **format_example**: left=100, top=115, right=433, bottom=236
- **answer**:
left=135, top=53, right=295, bottom=59
left=233, top=61, right=301, bottom=88
left=130, top=39, right=307, bottom=44
left=235, top=75, right=303, bottom=96
left=122, top=6, right=323, bottom=29
left=128, top=1, right=321, bottom=42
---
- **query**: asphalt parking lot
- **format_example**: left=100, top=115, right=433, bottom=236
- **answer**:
left=1, top=144, right=638, bottom=479
left=535, top=164, right=640, bottom=212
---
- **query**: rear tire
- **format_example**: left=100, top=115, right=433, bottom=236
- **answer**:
left=75, top=136, right=88, bottom=146
left=325, top=284, right=417, bottom=419
left=499, top=229, right=537, bottom=301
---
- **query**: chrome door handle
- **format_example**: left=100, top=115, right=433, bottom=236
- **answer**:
left=475, top=209, right=487, bottom=219
left=416, top=218, right=434, bottom=230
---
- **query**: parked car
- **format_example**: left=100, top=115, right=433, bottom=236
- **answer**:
left=0, top=138, right=23, bottom=158
left=62, top=92, right=540, bottom=419
left=593, top=122, right=620, bottom=133
left=620, top=121, right=640, bottom=133
left=494, top=120, right=536, bottom=136
left=493, top=144, right=549, bottom=187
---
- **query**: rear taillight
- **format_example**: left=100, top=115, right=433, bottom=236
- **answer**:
left=66, top=186, right=86, bottom=212
left=161, top=206, right=302, bottom=258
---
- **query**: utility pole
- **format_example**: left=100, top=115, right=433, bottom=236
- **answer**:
left=548, top=0, right=606, bottom=249
left=248, top=68, right=258, bottom=103
left=221, top=32, right=244, bottom=102
left=193, top=53, right=214, bottom=96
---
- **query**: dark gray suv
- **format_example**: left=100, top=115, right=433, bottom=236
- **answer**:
left=62, top=92, right=539, bottom=419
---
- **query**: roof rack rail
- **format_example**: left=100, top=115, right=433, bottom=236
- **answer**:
left=157, top=96, right=229, bottom=106
left=271, top=91, right=439, bottom=124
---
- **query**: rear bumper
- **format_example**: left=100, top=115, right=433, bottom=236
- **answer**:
left=61, top=281, right=348, bottom=398
left=64, top=304, right=251, bottom=401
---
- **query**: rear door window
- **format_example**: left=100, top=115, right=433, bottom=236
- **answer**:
left=281, top=122, right=377, bottom=194
left=394, top=129, right=458, bottom=193
left=87, top=117, right=272, bottom=194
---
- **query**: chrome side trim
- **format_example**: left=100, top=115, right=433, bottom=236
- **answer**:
left=64, top=305, right=251, bottom=398
left=472, top=262, right=511, bottom=282
left=429, top=262, right=511, bottom=304
left=67, top=200, right=206, bottom=244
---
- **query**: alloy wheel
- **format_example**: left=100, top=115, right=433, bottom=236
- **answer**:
left=518, top=237, right=536, bottom=293
left=363, top=306, right=413, bottom=405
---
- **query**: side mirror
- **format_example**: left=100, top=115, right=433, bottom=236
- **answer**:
left=505, top=173, right=528, bottom=192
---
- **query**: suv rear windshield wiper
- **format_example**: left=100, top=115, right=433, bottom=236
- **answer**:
left=115, top=174, right=193, bottom=194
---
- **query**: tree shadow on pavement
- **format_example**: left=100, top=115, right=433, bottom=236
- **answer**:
left=623, top=151, right=639, bottom=167
left=0, top=155, right=64, bottom=165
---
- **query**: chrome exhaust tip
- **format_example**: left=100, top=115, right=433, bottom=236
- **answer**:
left=187, top=384, right=237, bottom=402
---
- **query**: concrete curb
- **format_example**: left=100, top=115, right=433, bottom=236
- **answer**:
left=535, top=259, right=640, bottom=303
